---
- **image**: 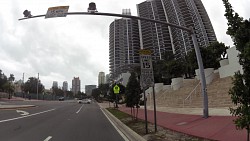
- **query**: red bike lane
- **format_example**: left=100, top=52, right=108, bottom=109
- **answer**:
left=119, top=106, right=246, bottom=141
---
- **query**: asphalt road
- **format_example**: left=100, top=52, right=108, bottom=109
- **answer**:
left=0, top=100, right=125, bottom=141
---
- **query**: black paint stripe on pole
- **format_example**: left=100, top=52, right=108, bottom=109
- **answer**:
left=152, top=85, right=157, bottom=132
left=143, top=89, right=148, bottom=134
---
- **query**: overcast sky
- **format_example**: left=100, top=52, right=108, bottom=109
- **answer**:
left=0, top=0, right=249, bottom=91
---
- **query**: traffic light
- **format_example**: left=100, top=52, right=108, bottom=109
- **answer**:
left=88, top=2, right=98, bottom=13
left=23, top=10, right=32, bottom=18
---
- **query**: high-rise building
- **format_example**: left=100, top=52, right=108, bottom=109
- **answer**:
left=62, top=81, right=68, bottom=91
left=105, top=74, right=111, bottom=84
left=72, top=77, right=81, bottom=95
left=98, top=72, right=105, bottom=86
left=137, top=0, right=217, bottom=59
left=109, top=9, right=141, bottom=79
left=52, top=81, right=58, bottom=88
left=85, top=85, right=97, bottom=96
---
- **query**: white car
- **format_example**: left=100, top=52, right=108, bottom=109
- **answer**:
left=78, top=99, right=91, bottom=104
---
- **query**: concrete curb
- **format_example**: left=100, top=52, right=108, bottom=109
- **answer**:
left=101, top=108, right=146, bottom=141
left=0, top=105, right=36, bottom=110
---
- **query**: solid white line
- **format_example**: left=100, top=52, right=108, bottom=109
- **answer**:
left=76, top=104, right=84, bottom=114
left=0, top=109, right=56, bottom=123
left=44, top=136, right=52, bottom=141
left=100, top=108, right=129, bottom=141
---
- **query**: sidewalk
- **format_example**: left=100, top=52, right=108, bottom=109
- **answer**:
left=118, top=105, right=246, bottom=141
left=0, top=97, right=35, bottom=109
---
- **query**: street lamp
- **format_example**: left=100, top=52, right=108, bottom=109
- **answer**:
left=18, top=6, right=209, bottom=118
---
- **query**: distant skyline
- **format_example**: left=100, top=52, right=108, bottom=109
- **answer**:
left=0, top=0, right=249, bottom=89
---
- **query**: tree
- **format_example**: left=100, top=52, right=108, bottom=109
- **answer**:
left=222, top=0, right=250, bottom=140
left=166, top=59, right=186, bottom=78
left=22, top=77, right=44, bottom=94
left=92, top=88, right=101, bottom=101
left=98, top=83, right=110, bottom=98
left=125, top=72, right=142, bottom=120
left=65, top=90, right=74, bottom=98
left=153, top=51, right=185, bottom=84
left=8, top=74, right=15, bottom=82
left=52, top=86, right=64, bottom=97
left=208, top=42, right=229, bottom=60
left=187, top=41, right=228, bottom=70
left=0, top=70, right=7, bottom=92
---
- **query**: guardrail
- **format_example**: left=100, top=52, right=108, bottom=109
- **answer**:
left=182, top=82, right=201, bottom=107
left=182, top=71, right=215, bottom=107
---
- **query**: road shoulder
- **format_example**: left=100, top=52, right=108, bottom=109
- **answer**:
left=100, top=106, right=146, bottom=141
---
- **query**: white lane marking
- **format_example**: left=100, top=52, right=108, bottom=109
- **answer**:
left=0, top=109, right=55, bottom=123
left=100, top=108, right=129, bottom=141
left=16, top=110, right=29, bottom=116
left=76, top=104, right=84, bottom=114
left=44, top=136, right=52, bottom=141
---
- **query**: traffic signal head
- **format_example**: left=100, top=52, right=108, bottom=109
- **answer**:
left=23, top=10, right=32, bottom=18
left=88, top=2, right=97, bottom=13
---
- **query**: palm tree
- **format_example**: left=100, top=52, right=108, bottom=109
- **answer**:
left=7, top=74, right=15, bottom=99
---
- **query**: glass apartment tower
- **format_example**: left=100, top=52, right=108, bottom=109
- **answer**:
left=137, top=0, right=217, bottom=60
left=109, top=9, right=140, bottom=79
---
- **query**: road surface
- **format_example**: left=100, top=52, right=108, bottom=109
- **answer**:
left=0, top=100, right=125, bottom=141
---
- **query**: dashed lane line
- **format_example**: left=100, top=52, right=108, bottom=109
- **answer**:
left=44, top=136, right=52, bottom=141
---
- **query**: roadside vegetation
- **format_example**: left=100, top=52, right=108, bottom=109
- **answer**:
left=222, top=0, right=250, bottom=140
left=107, top=107, right=210, bottom=141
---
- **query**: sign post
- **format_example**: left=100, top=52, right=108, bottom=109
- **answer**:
left=113, top=84, right=120, bottom=108
left=139, top=49, right=157, bottom=133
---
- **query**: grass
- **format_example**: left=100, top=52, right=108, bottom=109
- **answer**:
left=107, top=108, right=131, bottom=119
left=107, top=107, right=212, bottom=141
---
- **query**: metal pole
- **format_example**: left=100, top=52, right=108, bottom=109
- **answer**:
left=152, top=85, right=157, bottom=132
left=191, top=31, right=209, bottom=118
left=143, top=88, right=148, bottom=134
left=116, top=94, right=118, bottom=108
left=37, top=73, right=39, bottom=100
left=19, top=11, right=208, bottom=118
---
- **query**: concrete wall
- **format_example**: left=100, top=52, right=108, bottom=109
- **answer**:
left=195, top=68, right=214, bottom=84
left=171, top=77, right=183, bottom=90
left=219, top=47, right=243, bottom=78
left=116, top=72, right=131, bottom=86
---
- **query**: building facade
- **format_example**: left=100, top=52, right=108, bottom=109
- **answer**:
left=105, top=74, right=111, bottom=84
left=137, top=0, right=217, bottom=59
left=85, top=85, right=97, bottom=96
left=98, top=72, right=106, bottom=86
left=109, top=9, right=141, bottom=80
left=62, top=81, right=68, bottom=91
left=52, top=81, right=58, bottom=88
left=72, top=77, right=81, bottom=95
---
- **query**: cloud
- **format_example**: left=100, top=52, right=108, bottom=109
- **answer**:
left=0, top=0, right=249, bottom=90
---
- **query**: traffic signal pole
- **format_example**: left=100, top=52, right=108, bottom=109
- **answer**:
left=19, top=11, right=209, bottom=118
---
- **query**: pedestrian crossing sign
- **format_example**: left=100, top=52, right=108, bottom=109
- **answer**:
left=113, top=85, right=120, bottom=94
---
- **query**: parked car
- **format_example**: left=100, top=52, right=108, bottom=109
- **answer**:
left=59, top=97, right=64, bottom=101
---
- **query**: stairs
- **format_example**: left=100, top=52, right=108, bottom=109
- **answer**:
left=150, top=73, right=234, bottom=108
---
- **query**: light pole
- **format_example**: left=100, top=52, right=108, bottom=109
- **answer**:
left=37, top=73, right=39, bottom=100
left=19, top=6, right=209, bottom=118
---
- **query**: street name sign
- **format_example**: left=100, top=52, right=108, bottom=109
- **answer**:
left=45, top=6, right=69, bottom=19
left=139, top=49, right=154, bottom=88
